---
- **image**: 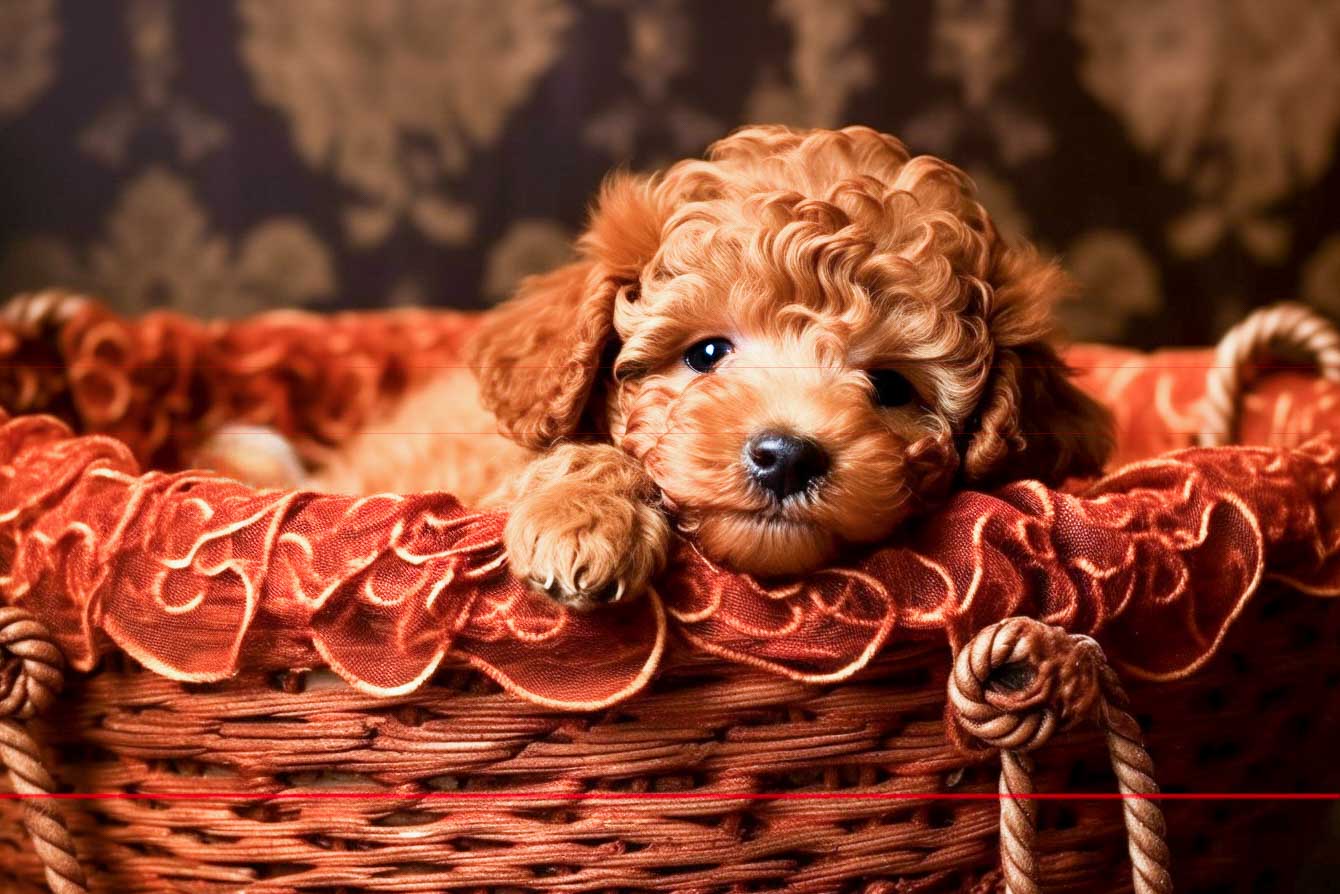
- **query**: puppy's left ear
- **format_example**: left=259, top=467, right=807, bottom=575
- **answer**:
left=962, top=243, right=1113, bottom=487
left=467, top=172, right=667, bottom=450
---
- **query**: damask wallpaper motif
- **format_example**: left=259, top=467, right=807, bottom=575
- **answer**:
left=2, top=0, right=1340, bottom=349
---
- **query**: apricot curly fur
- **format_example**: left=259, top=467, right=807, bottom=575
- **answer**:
left=207, top=125, right=1113, bottom=601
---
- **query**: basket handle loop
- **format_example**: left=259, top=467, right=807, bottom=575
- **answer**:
left=0, top=290, right=92, bottom=335
left=948, top=617, right=1172, bottom=894
left=1198, top=302, right=1340, bottom=447
left=0, top=606, right=88, bottom=894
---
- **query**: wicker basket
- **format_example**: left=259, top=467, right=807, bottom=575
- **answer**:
left=1, top=294, right=1339, bottom=893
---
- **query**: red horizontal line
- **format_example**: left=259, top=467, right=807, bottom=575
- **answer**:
left=0, top=428, right=1307, bottom=436
left=29, top=436, right=1322, bottom=442
left=0, top=363, right=1327, bottom=370
left=190, top=431, right=1302, bottom=435
left=4, top=792, right=1339, bottom=801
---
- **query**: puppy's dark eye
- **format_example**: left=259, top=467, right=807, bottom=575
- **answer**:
left=869, top=369, right=915, bottom=407
left=684, top=337, right=734, bottom=373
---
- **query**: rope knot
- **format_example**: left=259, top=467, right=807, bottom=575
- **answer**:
left=0, top=607, right=64, bottom=720
left=948, top=617, right=1172, bottom=894
left=0, top=605, right=86, bottom=892
left=0, top=290, right=92, bottom=338
left=949, top=617, right=1111, bottom=753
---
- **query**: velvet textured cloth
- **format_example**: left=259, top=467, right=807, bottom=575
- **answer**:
left=1, top=302, right=1336, bottom=710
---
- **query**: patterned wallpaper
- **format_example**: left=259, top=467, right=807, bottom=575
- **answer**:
left=2, top=0, right=1340, bottom=349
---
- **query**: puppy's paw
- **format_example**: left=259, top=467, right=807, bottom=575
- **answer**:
left=504, top=483, right=669, bottom=610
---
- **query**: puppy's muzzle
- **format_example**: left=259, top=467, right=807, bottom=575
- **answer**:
left=743, top=431, right=829, bottom=501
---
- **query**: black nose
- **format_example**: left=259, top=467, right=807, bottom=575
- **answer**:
left=743, top=431, right=830, bottom=500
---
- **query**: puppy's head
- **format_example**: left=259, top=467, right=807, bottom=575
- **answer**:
left=469, top=125, right=1112, bottom=576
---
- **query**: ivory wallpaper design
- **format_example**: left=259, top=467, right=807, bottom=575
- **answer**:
left=0, top=0, right=58, bottom=121
left=2, top=0, right=1340, bottom=348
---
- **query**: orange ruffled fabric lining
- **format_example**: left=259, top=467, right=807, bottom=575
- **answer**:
left=0, top=302, right=1338, bottom=709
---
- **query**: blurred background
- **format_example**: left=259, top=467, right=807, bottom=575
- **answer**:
left=0, top=1, right=1339, bottom=886
left=1, top=0, right=1339, bottom=349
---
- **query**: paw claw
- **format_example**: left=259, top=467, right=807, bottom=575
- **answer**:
left=528, top=576, right=626, bottom=612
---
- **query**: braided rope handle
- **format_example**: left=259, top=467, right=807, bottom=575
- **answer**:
left=0, top=607, right=88, bottom=894
left=948, top=618, right=1172, bottom=894
left=0, top=290, right=92, bottom=334
left=1198, top=302, right=1340, bottom=447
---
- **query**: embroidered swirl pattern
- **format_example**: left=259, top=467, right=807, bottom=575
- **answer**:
left=1, top=302, right=1338, bottom=708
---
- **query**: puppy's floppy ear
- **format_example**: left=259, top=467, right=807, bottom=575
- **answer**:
left=468, top=173, right=667, bottom=450
left=468, top=261, right=614, bottom=449
left=962, top=243, right=1113, bottom=486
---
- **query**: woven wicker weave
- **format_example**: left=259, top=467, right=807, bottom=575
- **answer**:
left=1, top=296, right=1339, bottom=892
left=0, top=584, right=1336, bottom=893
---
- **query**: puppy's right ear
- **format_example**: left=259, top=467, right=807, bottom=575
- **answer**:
left=468, top=173, right=668, bottom=450
left=468, top=261, right=615, bottom=450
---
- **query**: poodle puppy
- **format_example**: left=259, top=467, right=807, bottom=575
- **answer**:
left=225, top=125, right=1113, bottom=609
